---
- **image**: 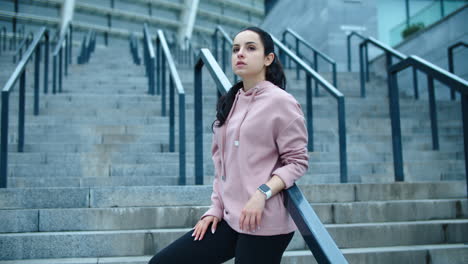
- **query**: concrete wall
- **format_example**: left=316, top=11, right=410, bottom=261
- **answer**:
left=261, top=0, right=379, bottom=71
left=371, top=5, right=468, bottom=100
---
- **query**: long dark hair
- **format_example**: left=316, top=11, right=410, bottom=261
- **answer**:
left=213, top=27, right=286, bottom=129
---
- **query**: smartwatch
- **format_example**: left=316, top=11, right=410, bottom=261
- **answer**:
left=258, top=184, right=272, bottom=200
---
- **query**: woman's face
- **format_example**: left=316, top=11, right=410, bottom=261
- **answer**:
left=231, top=30, right=273, bottom=80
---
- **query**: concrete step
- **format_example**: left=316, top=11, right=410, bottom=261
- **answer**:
left=0, top=243, right=466, bottom=264
left=0, top=182, right=464, bottom=210
left=0, top=219, right=466, bottom=260
left=1, top=199, right=465, bottom=233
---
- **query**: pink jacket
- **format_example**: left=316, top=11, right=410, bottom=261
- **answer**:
left=202, top=80, right=309, bottom=236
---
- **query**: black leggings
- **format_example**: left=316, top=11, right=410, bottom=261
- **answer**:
left=148, top=220, right=294, bottom=264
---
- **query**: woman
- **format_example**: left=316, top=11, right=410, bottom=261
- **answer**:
left=149, top=27, right=308, bottom=264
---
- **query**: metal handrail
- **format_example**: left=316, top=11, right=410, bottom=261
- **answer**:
left=77, top=30, right=96, bottom=64
left=129, top=33, right=141, bottom=65
left=13, top=32, right=33, bottom=63
left=282, top=28, right=337, bottom=91
left=1, top=27, right=50, bottom=188
left=194, top=48, right=348, bottom=263
left=356, top=35, right=420, bottom=99
left=387, top=55, right=468, bottom=197
left=212, top=25, right=238, bottom=84
left=448, top=41, right=468, bottom=100
left=156, top=29, right=186, bottom=185
left=52, top=23, right=73, bottom=94
left=274, top=34, right=349, bottom=183
left=143, top=24, right=156, bottom=95
left=346, top=31, right=367, bottom=72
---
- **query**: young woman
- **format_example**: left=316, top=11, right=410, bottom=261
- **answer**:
left=148, top=26, right=308, bottom=264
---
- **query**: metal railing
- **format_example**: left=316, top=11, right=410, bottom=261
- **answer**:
left=282, top=28, right=337, bottom=94
left=274, top=35, right=349, bottom=183
left=129, top=33, right=141, bottom=65
left=143, top=24, right=156, bottom=95
left=354, top=34, right=420, bottom=99
left=194, top=48, right=347, bottom=263
left=52, top=24, right=73, bottom=94
left=448, top=41, right=467, bottom=100
left=212, top=26, right=238, bottom=84
left=156, top=29, right=186, bottom=185
left=387, top=55, right=468, bottom=196
left=77, top=30, right=95, bottom=64
left=1, top=27, right=50, bottom=188
left=347, top=31, right=367, bottom=72
left=13, top=32, right=33, bottom=63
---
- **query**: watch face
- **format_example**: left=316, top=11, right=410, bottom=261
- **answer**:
left=259, top=184, right=270, bottom=192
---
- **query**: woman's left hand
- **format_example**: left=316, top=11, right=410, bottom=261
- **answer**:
left=239, top=190, right=266, bottom=232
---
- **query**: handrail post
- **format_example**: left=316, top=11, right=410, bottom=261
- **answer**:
left=194, top=59, right=204, bottom=185
left=69, top=25, right=73, bottom=65
left=65, top=32, right=69, bottom=76
left=18, top=71, right=26, bottom=153
left=338, top=96, right=348, bottom=183
left=359, top=42, right=366, bottom=98
left=53, top=54, right=57, bottom=94
left=427, top=75, right=440, bottom=150
left=462, top=93, right=468, bottom=197
left=169, top=77, right=175, bottom=152
left=413, top=68, right=419, bottom=99
left=313, top=52, right=319, bottom=97
left=44, top=32, right=49, bottom=94
left=347, top=33, right=352, bottom=72
left=34, top=43, right=41, bottom=115
left=387, top=60, right=404, bottom=182
left=59, top=48, right=63, bottom=93
left=222, top=37, right=226, bottom=72
left=0, top=91, right=9, bottom=188
left=365, top=42, right=370, bottom=82
left=161, top=53, right=167, bottom=116
left=448, top=46, right=456, bottom=100
left=179, top=93, right=186, bottom=185
left=295, top=38, right=300, bottom=80
left=156, top=37, right=161, bottom=95
left=332, top=63, right=337, bottom=88
left=213, top=30, right=218, bottom=61
left=306, top=74, right=314, bottom=152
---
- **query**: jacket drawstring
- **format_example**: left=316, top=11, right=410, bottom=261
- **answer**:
left=220, top=87, right=259, bottom=181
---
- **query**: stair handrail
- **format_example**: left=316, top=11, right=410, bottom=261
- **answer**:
left=273, top=34, right=349, bottom=183
left=346, top=31, right=367, bottom=72
left=194, top=48, right=348, bottom=263
left=142, top=23, right=156, bottom=95
left=52, top=23, right=73, bottom=94
left=129, top=33, right=141, bottom=65
left=282, top=28, right=337, bottom=89
left=211, top=25, right=238, bottom=83
left=156, top=29, right=187, bottom=185
left=387, top=55, right=468, bottom=197
left=351, top=33, right=423, bottom=99
left=77, top=30, right=96, bottom=64
left=13, top=32, right=33, bottom=63
left=212, top=25, right=232, bottom=72
left=448, top=41, right=468, bottom=100
left=1, top=27, right=50, bottom=188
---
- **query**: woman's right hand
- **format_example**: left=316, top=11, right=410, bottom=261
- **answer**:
left=192, top=215, right=220, bottom=241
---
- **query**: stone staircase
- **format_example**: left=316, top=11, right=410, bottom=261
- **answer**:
left=0, top=42, right=467, bottom=263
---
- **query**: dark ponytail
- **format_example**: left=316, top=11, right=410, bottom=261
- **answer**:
left=213, top=27, right=286, bottom=129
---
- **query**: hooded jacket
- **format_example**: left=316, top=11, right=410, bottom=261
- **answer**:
left=202, top=80, right=309, bottom=236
